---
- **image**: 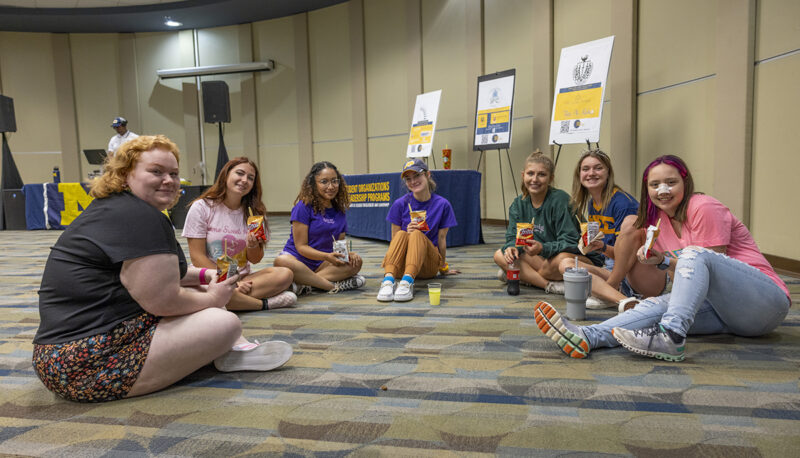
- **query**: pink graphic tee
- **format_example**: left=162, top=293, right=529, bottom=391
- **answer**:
left=181, top=199, right=257, bottom=275
left=654, top=194, right=788, bottom=298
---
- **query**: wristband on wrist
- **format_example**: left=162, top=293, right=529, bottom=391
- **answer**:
left=601, top=240, right=607, bottom=253
left=439, top=262, right=449, bottom=273
left=199, top=268, right=209, bottom=285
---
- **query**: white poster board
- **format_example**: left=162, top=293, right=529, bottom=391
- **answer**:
left=473, top=69, right=515, bottom=150
left=407, top=90, right=442, bottom=158
left=549, top=36, right=614, bottom=145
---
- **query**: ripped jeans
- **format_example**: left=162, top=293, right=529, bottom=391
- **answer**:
left=582, top=246, right=791, bottom=350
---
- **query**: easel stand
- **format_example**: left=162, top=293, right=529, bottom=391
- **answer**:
left=476, top=148, right=518, bottom=224
left=552, top=139, right=599, bottom=170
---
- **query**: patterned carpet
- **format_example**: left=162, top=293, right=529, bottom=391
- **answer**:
left=1, top=218, right=798, bottom=457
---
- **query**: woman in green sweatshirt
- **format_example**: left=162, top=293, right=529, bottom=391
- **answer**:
left=493, top=151, right=603, bottom=294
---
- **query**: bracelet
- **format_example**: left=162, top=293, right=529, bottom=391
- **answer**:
left=199, top=268, right=209, bottom=285
left=601, top=240, right=607, bottom=253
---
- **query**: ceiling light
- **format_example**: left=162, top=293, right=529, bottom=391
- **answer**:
left=164, top=17, right=182, bottom=27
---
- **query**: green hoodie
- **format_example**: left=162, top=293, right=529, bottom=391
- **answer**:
left=502, top=187, right=603, bottom=265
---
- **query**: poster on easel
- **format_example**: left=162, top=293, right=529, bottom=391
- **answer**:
left=407, top=89, right=442, bottom=158
left=549, top=36, right=614, bottom=145
left=473, top=68, right=515, bottom=151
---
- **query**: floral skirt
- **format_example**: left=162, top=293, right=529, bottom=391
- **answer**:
left=32, top=312, right=159, bottom=403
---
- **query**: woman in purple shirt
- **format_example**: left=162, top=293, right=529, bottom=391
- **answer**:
left=377, top=159, right=458, bottom=302
left=274, top=161, right=364, bottom=293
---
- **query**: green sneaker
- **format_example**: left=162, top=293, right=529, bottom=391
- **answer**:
left=612, top=324, right=686, bottom=362
left=534, top=301, right=590, bottom=358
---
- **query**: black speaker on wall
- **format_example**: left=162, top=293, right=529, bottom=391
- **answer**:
left=201, top=81, right=231, bottom=124
left=0, top=95, right=16, bottom=133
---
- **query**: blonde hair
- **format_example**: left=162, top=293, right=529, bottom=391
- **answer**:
left=570, top=149, right=625, bottom=218
left=90, top=135, right=181, bottom=205
left=520, top=150, right=555, bottom=197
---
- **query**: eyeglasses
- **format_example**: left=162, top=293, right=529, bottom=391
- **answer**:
left=317, top=178, right=340, bottom=187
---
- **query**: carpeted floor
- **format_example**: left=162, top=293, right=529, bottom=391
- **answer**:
left=1, top=217, right=798, bottom=457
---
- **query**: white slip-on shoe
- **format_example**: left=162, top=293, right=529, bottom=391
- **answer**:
left=393, top=280, right=414, bottom=302
left=585, top=296, right=615, bottom=310
left=377, top=279, right=395, bottom=302
left=213, top=340, right=293, bottom=372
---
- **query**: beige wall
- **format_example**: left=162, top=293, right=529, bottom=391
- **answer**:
left=1, top=0, right=798, bottom=262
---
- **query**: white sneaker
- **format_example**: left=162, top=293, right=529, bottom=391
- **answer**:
left=393, top=280, right=414, bottom=302
left=497, top=268, right=507, bottom=284
left=264, top=291, right=297, bottom=310
left=377, top=279, right=395, bottom=302
left=545, top=281, right=565, bottom=295
left=586, top=296, right=615, bottom=310
left=213, top=340, right=293, bottom=372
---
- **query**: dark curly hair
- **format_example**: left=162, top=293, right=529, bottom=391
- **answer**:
left=193, top=156, right=267, bottom=228
left=295, top=161, right=350, bottom=215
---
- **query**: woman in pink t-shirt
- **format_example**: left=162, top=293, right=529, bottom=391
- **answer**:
left=535, top=155, right=790, bottom=361
left=183, top=157, right=296, bottom=311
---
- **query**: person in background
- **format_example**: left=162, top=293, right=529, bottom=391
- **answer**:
left=377, top=159, right=458, bottom=302
left=535, top=155, right=790, bottom=361
left=107, top=116, right=139, bottom=157
left=274, top=161, right=364, bottom=294
left=183, top=157, right=296, bottom=311
left=494, top=151, right=603, bottom=295
left=32, top=135, right=293, bottom=403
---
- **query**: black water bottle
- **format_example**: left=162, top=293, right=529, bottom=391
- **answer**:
left=52, top=166, right=61, bottom=183
left=507, top=263, right=520, bottom=296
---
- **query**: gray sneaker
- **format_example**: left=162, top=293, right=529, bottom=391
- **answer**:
left=329, top=275, right=366, bottom=294
left=291, top=282, right=312, bottom=297
left=545, top=281, right=565, bottom=295
left=612, top=324, right=686, bottom=362
left=534, top=301, right=590, bottom=358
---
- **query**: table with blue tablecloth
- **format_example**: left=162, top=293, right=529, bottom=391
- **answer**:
left=23, top=183, right=93, bottom=230
left=343, top=169, right=483, bottom=247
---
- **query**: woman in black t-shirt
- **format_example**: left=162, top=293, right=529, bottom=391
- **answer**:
left=33, top=135, right=293, bottom=402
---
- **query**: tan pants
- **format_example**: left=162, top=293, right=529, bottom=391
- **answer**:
left=381, top=230, right=442, bottom=280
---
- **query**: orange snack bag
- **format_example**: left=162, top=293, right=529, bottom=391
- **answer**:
left=247, top=215, right=267, bottom=242
left=410, top=209, right=430, bottom=232
left=515, top=222, right=534, bottom=247
left=216, top=254, right=239, bottom=282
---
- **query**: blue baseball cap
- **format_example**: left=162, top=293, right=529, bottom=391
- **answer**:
left=401, top=158, right=428, bottom=177
left=111, top=117, right=128, bottom=127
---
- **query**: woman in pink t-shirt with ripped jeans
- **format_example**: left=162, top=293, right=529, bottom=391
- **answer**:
left=535, top=155, right=790, bottom=361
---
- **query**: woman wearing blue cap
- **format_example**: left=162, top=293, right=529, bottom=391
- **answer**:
left=377, top=159, right=458, bottom=302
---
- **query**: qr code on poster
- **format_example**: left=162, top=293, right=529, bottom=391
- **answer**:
left=560, top=121, right=569, bottom=133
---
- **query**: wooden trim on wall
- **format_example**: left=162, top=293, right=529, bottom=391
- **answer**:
left=764, top=254, right=800, bottom=278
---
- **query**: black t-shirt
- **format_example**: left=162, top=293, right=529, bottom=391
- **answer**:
left=34, top=192, right=187, bottom=345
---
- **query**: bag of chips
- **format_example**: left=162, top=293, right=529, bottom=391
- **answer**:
left=515, top=222, right=534, bottom=247
left=216, top=254, right=239, bottom=282
left=579, top=221, right=603, bottom=254
left=247, top=213, right=267, bottom=242
left=333, top=238, right=350, bottom=263
left=409, top=208, right=430, bottom=232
